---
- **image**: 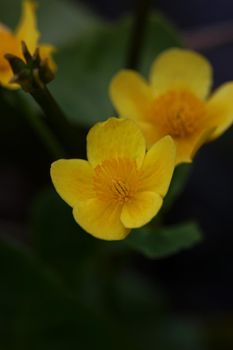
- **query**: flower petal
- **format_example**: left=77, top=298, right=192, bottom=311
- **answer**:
left=87, top=117, right=146, bottom=168
left=150, top=48, right=212, bottom=100
left=50, top=159, right=94, bottom=207
left=175, top=137, right=196, bottom=164
left=109, top=70, right=153, bottom=120
left=15, top=0, right=40, bottom=53
left=121, top=191, right=162, bottom=228
left=39, top=44, right=57, bottom=73
left=206, top=82, right=233, bottom=140
left=140, top=136, right=176, bottom=197
left=136, top=120, right=165, bottom=147
left=174, top=128, right=214, bottom=164
left=0, top=69, right=19, bottom=89
left=0, top=27, right=21, bottom=88
left=73, top=199, right=129, bottom=240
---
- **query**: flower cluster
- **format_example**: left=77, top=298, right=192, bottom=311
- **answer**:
left=1, top=1, right=232, bottom=240
left=51, top=49, right=233, bottom=240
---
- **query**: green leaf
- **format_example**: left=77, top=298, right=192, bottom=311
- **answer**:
left=126, top=222, right=202, bottom=259
left=0, top=0, right=100, bottom=47
left=51, top=14, right=182, bottom=126
left=37, top=0, right=100, bottom=47
left=31, top=187, right=99, bottom=289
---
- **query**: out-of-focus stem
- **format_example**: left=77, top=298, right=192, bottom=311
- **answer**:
left=126, top=0, right=152, bottom=70
left=23, top=103, right=66, bottom=159
left=6, top=44, right=79, bottom=157
left=30, top=86, right=78, bottom=157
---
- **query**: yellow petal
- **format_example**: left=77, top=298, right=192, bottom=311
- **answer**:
left=50, top=159, right=94, bottom=207
left=121, top=191, right=162, bottom=228
left=136, top=120, right=165, bottom=147
left=109, top=70, right=153, bottom=120
left=140, top=136, right=176, bottom=197
left=0, top=69, right=19, bottom=89
left=15, top=0, right=40, bottom=54
left=175, top=138, right=194, bottom=164
left=0, top=27, right=21, bottom=89
left=150, top=48, right=213, bottom=100
left=206, top=82, right=233, bottom=140
left=39, top=44, right=57, bottom=73
left=174, top=128, right=213, bottom=164
left=87, top=117, right=146, bottom=168
left=73, top=199, right=129, bottom=240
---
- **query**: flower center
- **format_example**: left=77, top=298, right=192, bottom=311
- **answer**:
left=150, top=90, right=206, bottom=138
left=111, top=179, right=130, bottom=200
left=0, top=31, right=21, bottom=72
left=93, top=158, right=140, bottom=203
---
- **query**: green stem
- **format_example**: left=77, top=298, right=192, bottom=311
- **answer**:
left=126, top=0, right=152, bottom=69
left=23, top=106, right=66, bottom=159
left=30, top=86, right=79, bottom=157
left=5, top=43, right=80, bottom=157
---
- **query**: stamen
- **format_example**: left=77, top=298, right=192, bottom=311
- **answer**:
left=150, top=90, right=206, bottom=138
left=111, top=179, right=130, bottom=201
left=93, top=158, right=140, bottom=203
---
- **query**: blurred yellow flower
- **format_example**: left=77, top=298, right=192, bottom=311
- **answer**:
left=51, top=118, right=176, bottom=240
left=0, top=0, right=56, bottom=89
left=110, top=48, right=233, bottom=164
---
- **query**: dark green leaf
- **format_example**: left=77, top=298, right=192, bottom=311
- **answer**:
left=0, top=238, right=203, bottom=350
left=0, top=239, right=125, bottom=350
left=126, top=222, right=202, bottom=259
left=31, top=187, right=99, bottom=289
left=51, top=14, right=182, bottom=126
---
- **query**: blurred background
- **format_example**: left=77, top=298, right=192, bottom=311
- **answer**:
left=1, top=0, right=233, bottom=349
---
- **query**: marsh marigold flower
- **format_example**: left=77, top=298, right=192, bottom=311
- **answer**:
left=110, top=48, right=233, bottom=164
left=0, top=0, right=56, bottom=89
left=51, top=118, right=176, bottom=240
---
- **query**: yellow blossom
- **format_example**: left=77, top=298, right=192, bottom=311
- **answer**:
left=51, top=118, right=176, bottom=240
left=0, top=0, right=56, bottom=89
left=110, top=48, right=233, bottom=164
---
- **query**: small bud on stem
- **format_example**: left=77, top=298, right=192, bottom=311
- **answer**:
left=5, top=41, right=84, bottom=157
left=5, top=41, right=54, bottom=92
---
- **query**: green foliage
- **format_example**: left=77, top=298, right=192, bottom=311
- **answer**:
left=31, top=188, right=100, bottom=290
left=51, top=14, right=182, bottom=126
left=0, top=240, right=129, bottom=350
left=126, top=222, right=202, bottom=259
left=0, top=238, right=203, bottom=350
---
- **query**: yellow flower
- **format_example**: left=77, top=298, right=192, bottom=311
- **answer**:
left=0, top=0, right=56, bottom=89
left=110, top=48, right=233, bottom=164
left=51, top=118, right=176, bottom=241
